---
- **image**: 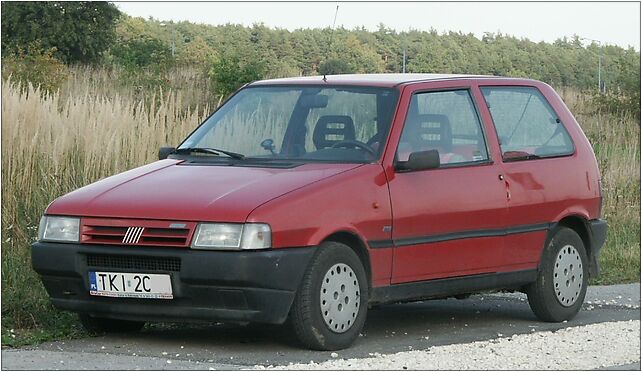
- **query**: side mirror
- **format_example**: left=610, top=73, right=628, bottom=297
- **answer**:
left=396, top=149, right=440, bottom=172
left=159, top=146, right=175, bottom=160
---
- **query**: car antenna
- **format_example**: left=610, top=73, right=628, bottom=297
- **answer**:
left=323, top=4, right=339, bottom=82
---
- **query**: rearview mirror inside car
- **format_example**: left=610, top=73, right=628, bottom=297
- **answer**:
left=299, top=94, right=329, bottom=109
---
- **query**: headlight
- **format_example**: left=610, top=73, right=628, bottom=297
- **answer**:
left=191, top=223, right=271, bottom=250
left=38, top=216, right=80, bottom=243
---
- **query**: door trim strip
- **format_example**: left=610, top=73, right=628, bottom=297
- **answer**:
left=368, top=222, right=550, bottom=249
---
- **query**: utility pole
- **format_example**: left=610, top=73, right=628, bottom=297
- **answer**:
left=580, top=37, right=604, bottom=93
left=402, top=49, right=406, bottom=73
left=160, top=22, right=176, bottom=58
left=598, top=53, right=602, bottom=92
left=171, top=28, right=176, bottom=58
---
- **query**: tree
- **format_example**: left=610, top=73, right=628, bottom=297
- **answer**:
left=319, top=59, right=355, bottom=75
left=1, top=2, right=120, bottom=63
left=110, top=36, right=173, bottom=68
left=177, top=36, right=216, bottom=68
left=209, top=52, right=266, bottom=98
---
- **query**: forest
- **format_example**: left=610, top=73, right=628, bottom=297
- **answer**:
left=2, top=2, right=640, bottom=111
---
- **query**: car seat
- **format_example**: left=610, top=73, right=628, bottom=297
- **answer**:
left=398, top=114, right=463, bottom=163
left=313, top=115, right=356, bottom=150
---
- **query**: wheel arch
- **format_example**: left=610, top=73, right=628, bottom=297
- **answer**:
left=550, top=215, right=596, bottom=277
left=322, top=231, right=373, bottom=292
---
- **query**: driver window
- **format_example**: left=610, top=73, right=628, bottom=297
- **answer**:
left=397, top=90, right=489, bottom=165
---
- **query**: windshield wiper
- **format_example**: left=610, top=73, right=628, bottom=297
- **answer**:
left=173, top=147, right=245, bottom=160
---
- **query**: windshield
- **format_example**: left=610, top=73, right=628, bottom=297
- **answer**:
left=179, top=85, right=400, bottom=163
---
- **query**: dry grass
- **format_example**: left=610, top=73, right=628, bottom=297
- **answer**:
left=559, top=88, right=640, bottom=284
left=1, top=75, right=210, bottom=343
left=0, top=73, right=639, bottom=346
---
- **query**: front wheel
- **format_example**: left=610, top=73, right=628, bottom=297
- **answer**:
left=526, top=227, right=589, bottom=322
left=289, top=241, right=368, bottom=350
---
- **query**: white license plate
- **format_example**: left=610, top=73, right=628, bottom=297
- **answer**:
left=89, top=271, right=173, bottom=299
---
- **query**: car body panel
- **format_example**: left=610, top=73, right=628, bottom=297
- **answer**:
left=247, top=164, right=394, bottom=287
left=47, top=160, right=362, bottom=222
left=249, top=73, right=492, bottom=88
left=474, top=79, right=602, bottom=267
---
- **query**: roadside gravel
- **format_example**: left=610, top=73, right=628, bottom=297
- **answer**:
left=264, top=320, right=641, bottom=370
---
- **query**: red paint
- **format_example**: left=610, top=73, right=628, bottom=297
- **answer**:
left=46, top=75, right=603, bottom=289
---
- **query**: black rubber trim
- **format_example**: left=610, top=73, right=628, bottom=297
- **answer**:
left=368, top=222, right=551, bottom=249
left=368, top=239, right=394, bottom=249
left=31, top=242, right=317, bottom=324
left=370, top=269, right=537, bottom=305
left=587, top=218, right=608, bottom=277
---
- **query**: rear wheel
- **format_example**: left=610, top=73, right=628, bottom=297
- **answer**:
left=526, top=227, right=588, bottom=322
left=79, top=314, right=145, bottom=334
left=289, top=241, right=368, bottom=350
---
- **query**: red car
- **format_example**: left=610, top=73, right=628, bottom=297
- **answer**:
left=33, top=74, right=607, bottom=350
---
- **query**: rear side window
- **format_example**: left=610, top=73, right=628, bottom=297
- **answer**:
left=481, top=86, right=574, bottom=161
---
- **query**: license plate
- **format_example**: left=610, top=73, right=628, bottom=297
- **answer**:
left=89, top=271, right=173, bottom=299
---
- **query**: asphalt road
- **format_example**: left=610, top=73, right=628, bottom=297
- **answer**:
left=2, top=283, right=640, bottom=370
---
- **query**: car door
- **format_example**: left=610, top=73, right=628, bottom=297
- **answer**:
left=479, top=84, right=577, bottom=268
left=385, top=83, right=508, bottom=284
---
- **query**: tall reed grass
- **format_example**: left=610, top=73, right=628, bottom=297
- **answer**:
left=559, top=88, right=641, bottom=284
left=2, top=72, right=210, bottom=342
left=1, top=70, right=639, bottom=345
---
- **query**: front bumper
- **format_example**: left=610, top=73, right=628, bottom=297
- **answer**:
left=588, top=219, right=608, bottom=277
left=31, top=242, right=316, bottom=324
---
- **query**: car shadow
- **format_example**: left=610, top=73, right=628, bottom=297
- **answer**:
left=109, top=295, right=542, bottom=358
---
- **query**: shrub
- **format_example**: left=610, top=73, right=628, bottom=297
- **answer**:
left=110, top=36, right=173, bottom=69
left=2, top=44, right=68, bottom=94
left=209, top=53, right=266, bottom=98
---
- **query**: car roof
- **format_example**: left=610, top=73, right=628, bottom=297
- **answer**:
left=249, top=73, right=505, bottom=88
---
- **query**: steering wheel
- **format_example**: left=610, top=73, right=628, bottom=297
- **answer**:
left=330, top=140, right=376, bottom=156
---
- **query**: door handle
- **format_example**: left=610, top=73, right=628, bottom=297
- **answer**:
left=499, top=174, right=510, bottom=200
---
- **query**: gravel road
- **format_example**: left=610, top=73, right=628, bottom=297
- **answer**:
left=2, top=283, right=639, bottom=370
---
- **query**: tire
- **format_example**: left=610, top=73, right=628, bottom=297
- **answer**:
left=289, top=241, right=368, bottom=350
left=79, top=314, right=145, bottom=334
left=526, top=227, right=589, bottom=322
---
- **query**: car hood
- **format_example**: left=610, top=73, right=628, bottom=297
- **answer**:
left=47, top=159, right=362, bottom=222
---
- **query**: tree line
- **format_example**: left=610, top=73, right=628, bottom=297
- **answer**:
left=2, top=2, right=639, bottom=113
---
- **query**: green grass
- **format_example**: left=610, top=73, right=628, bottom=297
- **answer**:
left=0, top=238, right=88, bottom=347
left=591, top=218, right=641, bottom=285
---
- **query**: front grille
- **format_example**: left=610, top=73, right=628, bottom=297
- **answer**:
left=86, top=254, right=181, bottom=272
left=81, top=218, right=196, bottom=247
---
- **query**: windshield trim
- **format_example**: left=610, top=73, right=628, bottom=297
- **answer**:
left=177, top=84, right=402, bottom=165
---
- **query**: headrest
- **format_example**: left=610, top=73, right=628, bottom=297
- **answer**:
left=313, top=115, right=356, bottom=149
left=408, top=114, right=452, bottom=152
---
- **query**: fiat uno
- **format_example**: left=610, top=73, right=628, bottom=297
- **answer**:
left=33, top=74, right=607, bottom=350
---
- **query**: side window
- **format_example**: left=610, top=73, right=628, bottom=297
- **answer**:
left=481, top=86, right=574, bottom=161
left=397, top=90, right=489, bottom=166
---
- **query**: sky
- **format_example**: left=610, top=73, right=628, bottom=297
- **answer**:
left=114, top=1, right=641, bottom=50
